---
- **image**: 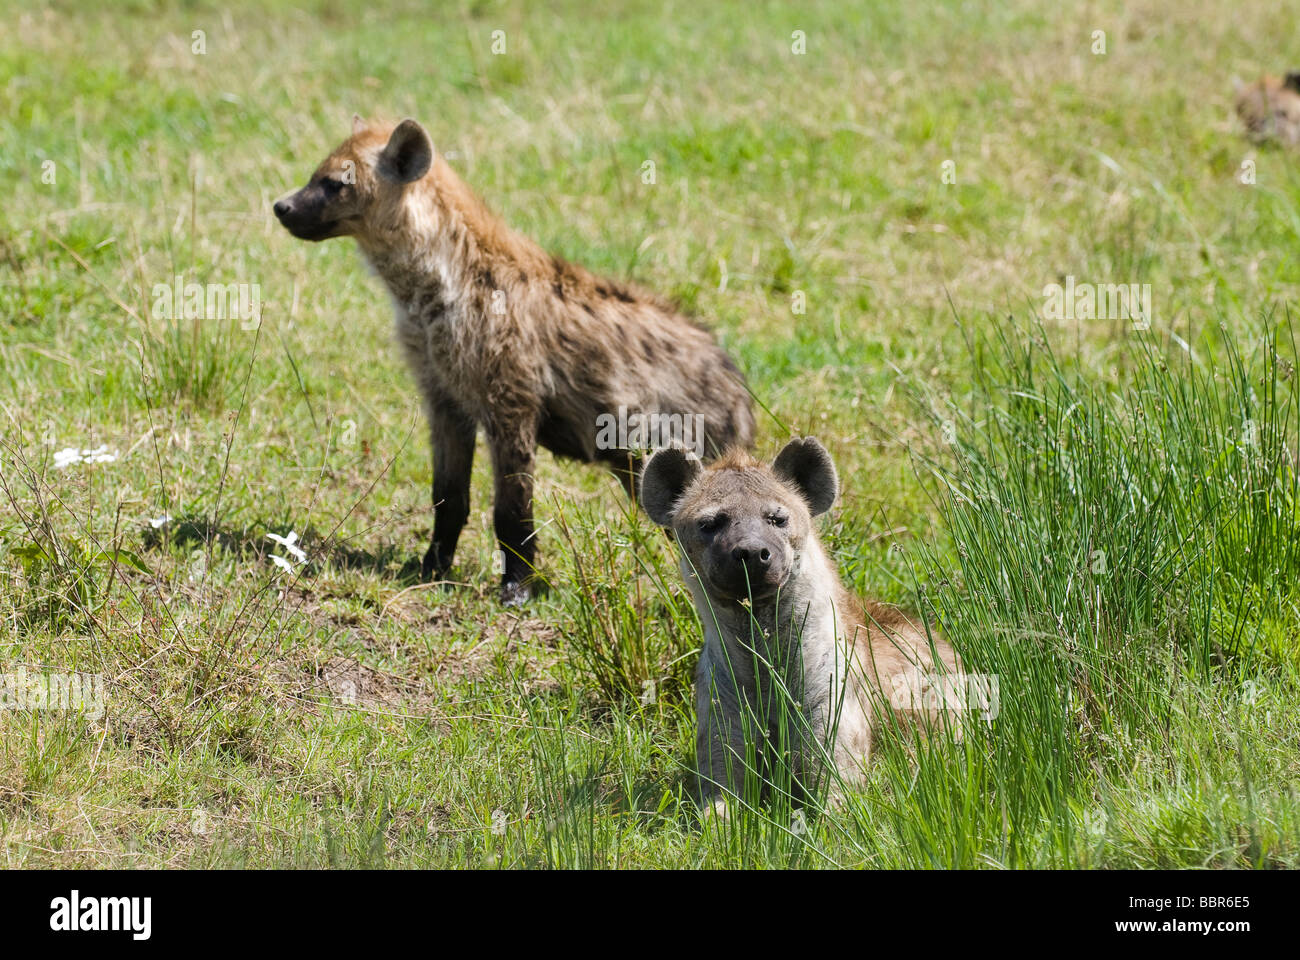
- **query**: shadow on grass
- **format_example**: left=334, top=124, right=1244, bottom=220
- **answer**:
left=142, top=515, right=423, bottom=583
left=144, top=516, right=557, bottom=599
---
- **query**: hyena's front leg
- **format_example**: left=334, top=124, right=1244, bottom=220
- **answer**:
left=697, top=709, right=741, bottom=812
left=694, top=651, right=751, bottom=810
left=422, top=400, right=477, bottom=582
left=486, top=421, right=538, bottom=607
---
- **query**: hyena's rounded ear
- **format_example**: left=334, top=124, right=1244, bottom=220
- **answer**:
left=639, top=448, right=702, bottom=527
left=351, top=113, right=366, bottom=135
left=378, top=118, right=434, bottom=184
left=772, top=437, right=838, bottom=516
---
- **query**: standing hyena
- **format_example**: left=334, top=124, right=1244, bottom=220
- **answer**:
left=640, top=438, right=961, bottom=808
left=275, top=117, right=754, bottom=604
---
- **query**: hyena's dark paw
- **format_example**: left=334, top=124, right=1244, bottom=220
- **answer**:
left=421, top=543, right=452, bottom=583
left=498, top=580, right=532, bottom=607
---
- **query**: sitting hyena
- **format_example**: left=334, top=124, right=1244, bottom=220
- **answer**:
left=1235, top=72, right=1300, bottom=146
left=640, top=438, right=960, bottom=808
left=275, top=117, right=754, bottom=604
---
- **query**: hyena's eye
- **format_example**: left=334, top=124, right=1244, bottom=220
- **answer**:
left=698, top=513, right=726, bottom=533
left=766, top=512, right=788, bottom=528
left=319, top=177, right=345, bottom=194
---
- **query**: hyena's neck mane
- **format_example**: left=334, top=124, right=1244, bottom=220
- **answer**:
left=357, top=157, right=546, bottom=308
left=358, top=156, right=665, bottom=319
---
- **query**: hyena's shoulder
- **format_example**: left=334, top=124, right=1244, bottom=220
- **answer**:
left=852, top=598, right=958, bottom=683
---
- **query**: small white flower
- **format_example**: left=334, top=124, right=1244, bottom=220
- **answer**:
left=53, top=447, right=82, bottom=469
left=148, top=514, right=174, bottom=529
left=266, top=531, right=307, bottom=563
left=53, top=445, right=119, bottom=468
left=267, top=530, right=309, bottom=575
left=81, top=444, right=118, bottom=464
left=269, top=554, right=296, bottom=574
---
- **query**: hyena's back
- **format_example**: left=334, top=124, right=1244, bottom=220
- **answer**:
left=530, top=270, right=755, bottom=463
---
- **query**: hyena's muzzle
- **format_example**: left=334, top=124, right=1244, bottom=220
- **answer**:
left=698, top=512, right=793, bottom=602
left=273, top=178, right=351, bottom=242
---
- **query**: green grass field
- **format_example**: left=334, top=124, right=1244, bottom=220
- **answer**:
left=2, top=0, right=1299, bottom=868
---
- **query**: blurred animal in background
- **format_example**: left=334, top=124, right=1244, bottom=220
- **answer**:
left=1235, top=72, right=1300, bottom=146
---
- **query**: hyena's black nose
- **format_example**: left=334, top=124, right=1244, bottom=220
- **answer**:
left=273, top=198, right=292, bottom=219
left=731, top=544, right=772, bottom=566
